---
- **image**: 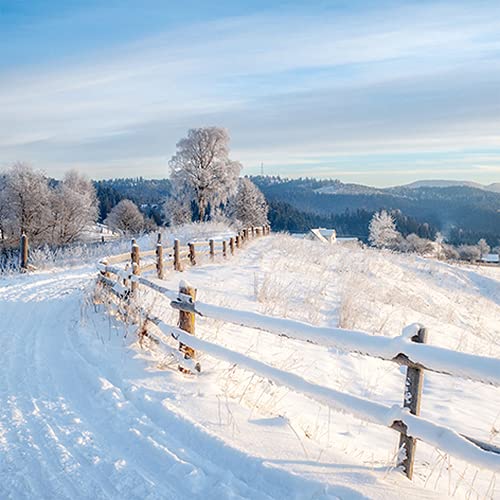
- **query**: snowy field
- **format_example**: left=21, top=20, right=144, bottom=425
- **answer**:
left=1, top=230, right=499, bottom=499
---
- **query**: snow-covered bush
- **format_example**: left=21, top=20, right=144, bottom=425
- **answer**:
left=105, top=199, right=147, bottom=235
left=458, top=244, right=481, bottom=262
left=398, top=233, right=435, bottom=256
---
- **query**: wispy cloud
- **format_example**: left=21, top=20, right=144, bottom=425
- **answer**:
left=1, top=1, right=500, bottom=184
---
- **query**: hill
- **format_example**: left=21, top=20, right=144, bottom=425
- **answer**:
left=398, top=179, right=500, bottom=192
left=1, top=230, right=499, bottom=498
left=252, top=176, right=500, bottom=245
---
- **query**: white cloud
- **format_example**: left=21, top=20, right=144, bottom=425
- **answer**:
left=1, top=1, right=500, bottom=183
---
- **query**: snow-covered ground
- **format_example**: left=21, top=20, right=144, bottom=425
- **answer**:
left=1, top=233, right=499, bottom=499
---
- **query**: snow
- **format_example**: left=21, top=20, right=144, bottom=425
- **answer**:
left=1, top=232, right=499, bottom=498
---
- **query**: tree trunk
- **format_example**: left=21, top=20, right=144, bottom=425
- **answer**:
left=198, top=197, right=205, bottom=221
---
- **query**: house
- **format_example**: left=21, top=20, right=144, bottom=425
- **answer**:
left=308, top=228, right=337, bottom=243
left=480, top=253, right=499, bottom=264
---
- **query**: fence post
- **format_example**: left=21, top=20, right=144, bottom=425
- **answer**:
left=230, top=237, right=235, bottom=255
left=209, top=239, right=215, bottom=260
left=256, top=227, right=261, bottom=237
left=188, top=242, right=196, bottom=266
left=251, top=227, right=255, bottom=237
left=235, top=234, right=240, bottom=249
left=20, top=232, right=29, bottom=271
left=397, top=326, right=428, bottom=480
left=131, top=239, right=140, bottom=293
left=156, top=233, right=164, bottom=279
left=173, top=239, right=181, bottom=271
left=222, top=240, right=227, bottom=257
left=178, top=282, right=198, bottom=372
left=100, top=258, right=110, bottom=278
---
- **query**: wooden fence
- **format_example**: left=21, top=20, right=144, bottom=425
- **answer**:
left=99, top=224, right=271, bottom=280
left=96, top=226, right=500, bottom=481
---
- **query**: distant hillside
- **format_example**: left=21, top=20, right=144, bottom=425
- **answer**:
left=251, top=176, right=500, bottom=246
left=398, top=179, right=500, bottom=192
left=92, top=175, right=500, bottom=246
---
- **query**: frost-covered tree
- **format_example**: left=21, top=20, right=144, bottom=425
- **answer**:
left=50, top=170, right=98, bottom=245
left=368, top=210, right=401, bottom=249
left=169, top=127, right=242, bottom=221
left=228, top=177, right=268, bottom=226
left=163, top=193, right=192, bottom=226
left=2, top=163, right=52, bottom=244
left=400, top=233, right=434, bottom=255
left=458, top=244, right=481, bottom=262
left=105, top=199, right=145, bottom=235
left=477, top=238, right=490, bottom=258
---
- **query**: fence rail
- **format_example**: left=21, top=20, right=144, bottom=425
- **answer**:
left=96, top=225, right=500, bottom=480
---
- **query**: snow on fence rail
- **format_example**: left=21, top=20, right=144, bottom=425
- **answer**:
left=96, top=226, right=500, bottom=480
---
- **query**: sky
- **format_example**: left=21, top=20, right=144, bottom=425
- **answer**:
left=1, top=0, right=500, bottom=186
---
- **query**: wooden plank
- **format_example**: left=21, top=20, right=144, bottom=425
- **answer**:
left=140, top=249, right=157, bottom=258
left=104, top=252, right=130, bottom=264
left=141, top=262, right=157, bottom=273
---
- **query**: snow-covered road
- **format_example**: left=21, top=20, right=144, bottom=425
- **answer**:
left=0, top=269, right=381, bottom=499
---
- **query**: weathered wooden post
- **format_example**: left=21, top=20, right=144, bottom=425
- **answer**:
left=222, top=240, right=227, bottom=257
left=251, top=227, right=255, bottom=237
left=20, top=232, right=29, bottom=271
left=156, top=233, right=164, bottom=279
left=209, top=239, right=215, bottom=260
left=178, top=282, right=197, bottom=371
left=255, top=227, right=261, bottom=237
left=188, top=242, right=196, bottom=266
left=100, top=258, right=110, bottom=278
left=173, top=239, right=181, bottom=271
left=261, top=225, right=266, bottom=236
left=243, top=228, right=248, bottom=241
left=397, top=326, right=428, bottom=480
left=235, top=234, right=240, bottom=249
left=229, top=237, right=235, bottom=255
left=131, top=239, right=140, bottom=293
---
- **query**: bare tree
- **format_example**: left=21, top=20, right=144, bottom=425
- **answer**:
left=105, top=199, right=145, bottom=235
left=169, top=127, right=242, bottom=221
left=228, top=177, right=268, bottom=226
left=50, top=170, right=98, bottom=245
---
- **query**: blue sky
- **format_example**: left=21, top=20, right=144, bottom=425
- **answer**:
left=1, top=0, right=500, bottom=186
